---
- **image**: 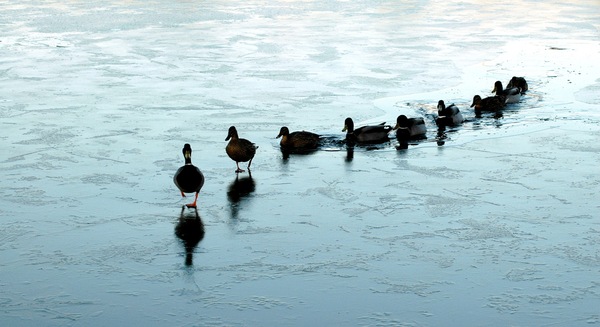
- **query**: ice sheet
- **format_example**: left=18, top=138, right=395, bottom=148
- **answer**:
left=1, top=0, right=600, bottom=326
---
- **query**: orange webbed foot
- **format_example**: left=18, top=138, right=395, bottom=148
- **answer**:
left=185, top=192, right=199, bottom=208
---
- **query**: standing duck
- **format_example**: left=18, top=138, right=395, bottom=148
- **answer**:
left=173, top=144, right=205, bottom=208
left=507, top=76, right=528, bottom=93
left=492, top=80, right=521, bottom=104
left=276, top=126, right=320, bottom=152
left=470, top=95, right=504, bottom=118
left=343, top=117, right=391, bottom=144
left=225, top=126, right=258, bottom=173
left=436, top=100, right=464, bottom=127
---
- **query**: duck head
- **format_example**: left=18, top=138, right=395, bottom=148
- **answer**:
left=276, top=126, right=290, bottom=139
left=394, top=115, right=408, bottom=130
left=437, top=100, right=446, bottom=111
left=182, top=143, right=192, bottom=164
left=225, top=126, right=238, bottom=141
left=470, top=95, right=482, bottom=108
left=492, top=81, right=503, bottom=94
left=342, top=117, right=354, bottom=133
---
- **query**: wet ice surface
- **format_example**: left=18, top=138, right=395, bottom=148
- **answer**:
left=1, top=0, right=600, bottom=325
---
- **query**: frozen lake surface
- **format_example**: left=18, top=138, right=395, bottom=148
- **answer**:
left=1, top=0, right=600, bottom=326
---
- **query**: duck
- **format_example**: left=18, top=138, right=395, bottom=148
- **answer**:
left=393, top=115, right=427, bottom=140
left=225, top=126, right=258, bottom=173
left=276, top=126, right=320, bottom=152
left=436, top=100, right=464, bottom=127
left=492, top=80, right=521, bottom=104
left=507, top=76, right=528, bottom=93
left=173, top=144, right=205, bottom=208
left=470, top=95, right=504, bottom=117
left=342, top=117, right=391, bottom=144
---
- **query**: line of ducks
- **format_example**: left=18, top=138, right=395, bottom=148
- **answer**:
left=174, top=76, right=528, bottom=207
left=471, top=76, right=528, bottom=118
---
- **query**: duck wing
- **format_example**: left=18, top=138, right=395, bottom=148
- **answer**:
left=503, top=87, right=521, bottom=96
left=227, top=138, right=257, bottom=162
left=354, top=123, right=392, bottom=143
left=287, top=131, right=320, bottom=149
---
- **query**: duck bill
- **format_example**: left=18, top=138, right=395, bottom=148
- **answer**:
left=392, top=123, right=399, bottom=131
left=225, top=135, right=231, bottom=141
left=184, top=150, right=192, bottom=159
left=492, top=86, right=497, bottom=93
left=275, top=133, right=282, bottom=139
left=342, top=125, right=348, bottom=132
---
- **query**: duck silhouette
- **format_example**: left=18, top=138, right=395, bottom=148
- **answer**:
left=507, top=76, right=528, bottom=93
left=276, top=126, right=320, bottom=153
left=470, top=95, right=504, bottom=118
left=173, top=144, right=205, bottom=208
left=343, top=117, right=391, bottom=144
left=492, top=81, right=521, bottom=104
left=436, top=100, right=464, bottom=127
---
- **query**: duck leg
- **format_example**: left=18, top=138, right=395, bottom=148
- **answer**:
left=186, top=192, right=199, bottom=208
left=235, top=162, right=245, bottom=173
left=180, top=191, right=186, bottom=197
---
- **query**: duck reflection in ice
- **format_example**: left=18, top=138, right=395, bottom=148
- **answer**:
left=227, top=171, right=256, bottom=220
left=345, top=145, right=354, bottom=162
left=174, top=206, right=205, bottom=266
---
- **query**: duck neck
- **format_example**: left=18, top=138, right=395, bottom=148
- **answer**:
left=495, top=84, right=503, bottom=94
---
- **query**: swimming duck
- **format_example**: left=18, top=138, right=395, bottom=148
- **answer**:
left=507, top=76, right=528, bottom=93
left=276, top=126, right=320, bottom=152
left=173, top=144, right=205, bottom=208
left=393, top=115, right=427, bottom=139
left=493, top=80, right=521, bottom=104
left=436, top=100, right=464, bottom=127
left=342, top=117, right=391, bottom=144
left=470, top=95, right=504, bottom=117
left=225, top=126, right=258, bottom=173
